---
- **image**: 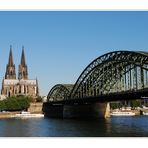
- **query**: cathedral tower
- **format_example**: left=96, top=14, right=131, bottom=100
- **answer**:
left=5, top=46, right=16, bottom=79
left=2, top=46, right=38, bottom=98
left=18, top=46, right=28, bottom=80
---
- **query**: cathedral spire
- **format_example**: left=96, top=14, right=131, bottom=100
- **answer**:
left=8, top=45, right=14, bottom=66
left=21, top=46, right=26, bottom=66
left=5, top=46, right=16, bottom=79
left=36, top=77, right=39, bottom=96
left=18, top=46, right=28, bottom=80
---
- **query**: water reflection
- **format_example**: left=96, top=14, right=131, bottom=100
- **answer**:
left=0, top=116, right=148, bottom=137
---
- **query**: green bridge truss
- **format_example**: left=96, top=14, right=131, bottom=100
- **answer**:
left=47, top=50, right=148, bottom=102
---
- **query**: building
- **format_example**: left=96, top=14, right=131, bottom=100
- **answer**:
left=1, top=46, right=39, bottom=98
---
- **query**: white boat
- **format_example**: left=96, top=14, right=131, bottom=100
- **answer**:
left=143, top=112, right=148, bottom=115
left=14, top=111, right=44, bottom=118
left=111, top=111, right=135, bottom=116
left=142, top=106, right=148, bottom=110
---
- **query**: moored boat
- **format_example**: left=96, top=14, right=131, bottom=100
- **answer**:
left=111, top=111, right=135, bottom=116
left=143, top=112, right=148, bottom=115
left=14, top=111, right=44, bottom=118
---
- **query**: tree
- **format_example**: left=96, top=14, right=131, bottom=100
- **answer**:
left=0, top=101, right=6, bottom=111
left=110, top=102, right=123, bottom=109
left=131, top=100, right=141, bottom=109
left=0, top=96, right=32, bottom=111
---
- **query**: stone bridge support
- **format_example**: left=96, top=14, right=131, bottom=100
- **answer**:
left=91, top=102, right=110, bottom=118
left=63, top=104, right=92, bottom=118
left=63, top=102, right=110, bottom=119
left=43, top=102, right=110, bottom=119
left=42, top=102, right=63, bottom=118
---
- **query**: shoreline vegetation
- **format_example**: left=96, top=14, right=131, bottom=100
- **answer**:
left=0, top=97, right=147, bottom=119
left=0, top=96, right=43, bottom=119
left=0, top=96, right=31, bottom=112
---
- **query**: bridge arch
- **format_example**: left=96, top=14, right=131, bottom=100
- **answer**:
left=70, top=50, right=148, bottom=99
left=47, top=84, right=73, bottom=102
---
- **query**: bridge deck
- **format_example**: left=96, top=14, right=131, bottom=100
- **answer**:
left=48, top=88, right=148, bottom=105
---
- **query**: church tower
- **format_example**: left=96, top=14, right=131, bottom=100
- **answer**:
left=5, top=46, right=16, bottom=79
left=18, top=46, right=28, bottom=80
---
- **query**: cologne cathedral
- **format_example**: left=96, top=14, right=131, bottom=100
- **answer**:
left=1, top=46, right=39, bottom=98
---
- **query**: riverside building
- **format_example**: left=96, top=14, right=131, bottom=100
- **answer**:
left=1, top=46, right=39, bottom=98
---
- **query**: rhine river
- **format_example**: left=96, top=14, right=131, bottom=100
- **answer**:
left=0, top=116, right=148, bottom=137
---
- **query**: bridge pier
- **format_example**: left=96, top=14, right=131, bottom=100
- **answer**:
left=63, top=104, right=92, bottom=119
left=91, top=102, right=110, bottom=118
left=42, top=102, right=63, bottom=118
left=63, top=102, right=110, bottom=119
left=43, top=102, right=110, bottom=119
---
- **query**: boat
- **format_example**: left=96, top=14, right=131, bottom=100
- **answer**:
left=14, top=111, right=44, bottom=118
left=143, top=112, right=148, bottom=115
left=110, top=111, right=135, bottom=116
left=142, top=105, right=148, bottom=109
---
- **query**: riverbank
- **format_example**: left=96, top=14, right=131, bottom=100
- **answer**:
left=0, top=112, right=20, bottom=119
left=0, top=109, right=147, bottom=119
left=0, top=111, right=44, bottom=119
left=27, top=102, right=43, bottom=113
left=0, top=102, right=43, bottom=119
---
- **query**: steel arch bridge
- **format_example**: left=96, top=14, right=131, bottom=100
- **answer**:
left=47, top=84, right=74, bottom=102
left=47, top=50, right=148, bottom=103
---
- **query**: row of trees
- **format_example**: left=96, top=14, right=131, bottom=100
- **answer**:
left=110, top=100, right=142, bottom=109
left=0, top=96, right=32, bottom=111
left=0, top=96, right=42, bottom=111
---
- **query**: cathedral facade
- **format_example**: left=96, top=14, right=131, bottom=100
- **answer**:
left=1, top=46, right=39, bottom=98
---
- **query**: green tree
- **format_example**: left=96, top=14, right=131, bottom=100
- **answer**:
left=0, top=96, right=32, bottom=111
left=0, top=101, right=6, bottom=111
left=110, top=102, right=122, bottom=109
left=131, top=100, right=141, bottom=108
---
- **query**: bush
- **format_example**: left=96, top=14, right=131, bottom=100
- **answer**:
left=110, top=102, right=122, bottom=109
left=0, top=101, right=6, bottom=111
left=0, top=96, right=32, bottom=111
left=131, top=100, right=142, bottom=108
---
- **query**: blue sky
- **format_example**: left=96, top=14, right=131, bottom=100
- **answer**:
left=0, top=11, right=147, bottom=96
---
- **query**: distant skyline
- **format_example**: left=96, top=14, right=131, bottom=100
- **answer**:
left=0, top=11, right=147, bottom=96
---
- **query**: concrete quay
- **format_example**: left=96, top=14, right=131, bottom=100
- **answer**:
left=27, top=102, right=43, bottom=113
left=0, top=102, right=43, bottom=119
left=0, top=112, right=20, bottom=119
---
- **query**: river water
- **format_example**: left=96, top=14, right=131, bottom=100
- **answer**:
left=0, top=116, right=148, bottom=137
